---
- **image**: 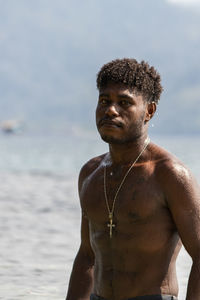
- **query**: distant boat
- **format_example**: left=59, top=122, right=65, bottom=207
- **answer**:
left=0, top=120, right=23, bottom=134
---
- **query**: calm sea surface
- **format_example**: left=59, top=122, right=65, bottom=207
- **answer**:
left=0, top=133, right=199, bottom=300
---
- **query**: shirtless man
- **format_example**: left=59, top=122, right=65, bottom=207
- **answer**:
left=66, top=58, right=200, bottom=300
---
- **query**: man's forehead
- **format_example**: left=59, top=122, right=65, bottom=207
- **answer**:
left=99, top=82, right=139, bottom=96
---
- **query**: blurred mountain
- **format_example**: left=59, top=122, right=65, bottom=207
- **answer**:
left=0, top=0, right=200, bottom=135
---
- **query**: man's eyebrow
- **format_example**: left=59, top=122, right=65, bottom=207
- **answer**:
left=117, top=94, right=134, bottom=100
left=99, top=93, right=109, bottom=97
left=98, top=92, right=135, bottom=100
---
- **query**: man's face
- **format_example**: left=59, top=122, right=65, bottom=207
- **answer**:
left=96, top=82, right=150, bottom=145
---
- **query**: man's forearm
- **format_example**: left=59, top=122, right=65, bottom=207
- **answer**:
left=66, top=251, right=94, bottom=300
left=186, top=260, right=200, bottom=300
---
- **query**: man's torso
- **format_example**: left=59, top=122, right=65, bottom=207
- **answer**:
left=80, top=143, right=181, bottom=300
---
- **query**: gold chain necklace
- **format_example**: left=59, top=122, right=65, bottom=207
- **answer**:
left=103, top=137, right=150, bottom=238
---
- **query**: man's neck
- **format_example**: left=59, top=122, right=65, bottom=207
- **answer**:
left=108, top=134, right=149, bottom=166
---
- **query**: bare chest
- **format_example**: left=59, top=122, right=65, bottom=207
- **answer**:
left=80, top=167, right=166, bottom=229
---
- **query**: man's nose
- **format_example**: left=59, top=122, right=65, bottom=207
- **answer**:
left=105, top=104, right=119, bottom=117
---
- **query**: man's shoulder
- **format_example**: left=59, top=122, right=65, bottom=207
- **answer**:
left=151, top=142, right=192, bottom=186
left=79, top=153, right=106, bottom=183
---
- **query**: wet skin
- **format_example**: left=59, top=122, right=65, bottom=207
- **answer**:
left=66, top=83, right=200, bottom=300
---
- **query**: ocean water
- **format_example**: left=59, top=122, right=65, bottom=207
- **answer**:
left=0, top=133, right=199, bottom=300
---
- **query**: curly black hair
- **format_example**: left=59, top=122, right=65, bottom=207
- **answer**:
left=96, top=58, right=163, bottom=103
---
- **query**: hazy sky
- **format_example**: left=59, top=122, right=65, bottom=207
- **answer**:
left=1, top=0, right=200, bottom=134
left=168, top=0, right=200, bottom=5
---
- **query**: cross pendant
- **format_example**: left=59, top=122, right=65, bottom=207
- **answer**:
left=107, top=215, right=115, bottom=238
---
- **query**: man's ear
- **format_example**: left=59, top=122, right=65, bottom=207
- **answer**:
left=145, top=102, right=157, bottom=123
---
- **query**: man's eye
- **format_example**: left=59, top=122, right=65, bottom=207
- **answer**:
left=120, top=100, right=130, bottom=106
left=100, top=99, right=108, bottom=105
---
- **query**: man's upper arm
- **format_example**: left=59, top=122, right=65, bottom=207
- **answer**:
left=78, top=162, right=95, bottom=264
left=159, top=160, right=200, bottom=260
left=78, top=214, right=94, bottom=265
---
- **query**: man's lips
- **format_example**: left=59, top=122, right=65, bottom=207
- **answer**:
left=98, top=119, right=123, bottom=128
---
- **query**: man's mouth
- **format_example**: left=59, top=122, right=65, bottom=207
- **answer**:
left=98, top=119, right=123, bottom=128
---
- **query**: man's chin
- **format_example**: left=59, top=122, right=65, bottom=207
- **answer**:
left=100, top=134, right=126, bottom=145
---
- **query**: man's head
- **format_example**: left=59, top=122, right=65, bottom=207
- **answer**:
left=96, top=58, right=163, bottom=145
left=96, top=58, right=163, bottom=104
